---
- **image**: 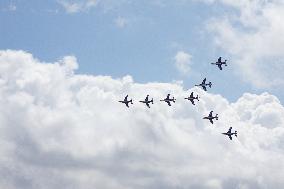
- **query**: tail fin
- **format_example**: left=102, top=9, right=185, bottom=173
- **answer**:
left=209, top=82, right=212, bottom=88
left=130, top=100, right=133, bottom=104
left=225, top=60, right=228, bottom=66
left=151, top=98, right=154, bottom=104
left=235, top=131, right=237, bottom=137
left=173, top=98, right=176, bottom=103
left=197, top=95, right=199, bottom=101
left=216, top=114, right=218, bottom=120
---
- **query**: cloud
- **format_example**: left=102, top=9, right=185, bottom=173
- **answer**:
left=1, top=3, right=17, bottom=12
left=114, top=17, right=128, bottom=28
left=174, top=51, right=192, bottom=75
left=8, top=4, right=17, bottom=11
left=0, top=50, right=283, bottom=188
left=58, top=0, right=99, bottom=13
left=206, top=0, right=284, bottom=89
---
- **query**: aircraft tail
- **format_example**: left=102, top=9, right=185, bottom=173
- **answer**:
left=173, top=98, right=176, bottom=103
left=234, top=131, right=237, bottom=137
left=130, top=99, right=133, bottom=104
left=196, top=95, right=199, bottom=101
left=225, top=60, right=227, bottom=66
left=209, top=82, right=212, bottom=88
left=216, top=114, right=219, bottom=120
left=151, top=98, right=154, bottom=104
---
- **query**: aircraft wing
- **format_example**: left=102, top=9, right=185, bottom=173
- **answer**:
left=166, top=101, right=171, bottom=106
left=126, top=103, right=129, bottom=108
left=229, top=135, right=232, bottom=140
left=190, top=92, right=194, bottom=98
left=202, top=78, right=206, bottom=84
left=228, top=127, right=232, bottom=133
left=145, top=96, right=149, bottom=101
left=190, top=99, right=195, bottom=105
left=218, top=64, right=222, bottom=70
left=218, top=57, right=222, bottom=63
left=210, top=119, right=213, bottom=124
left=166, top=94, right=170, bottom=99
left=146, top=102, right=150, bottom=108
left=124, top=95, right=128, bottom=101
left=209, top=111, right=213, bottom=117
left=202, top=86, right=207, bottom=91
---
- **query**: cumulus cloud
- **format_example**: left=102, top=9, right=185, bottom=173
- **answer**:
left=0, top=50, right=283, bottom=188
left=174, top=51, right=192, bottom=75
left=206, top=0, right=284, bottom=89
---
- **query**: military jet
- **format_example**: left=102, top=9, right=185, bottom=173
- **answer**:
left=184, top=92, right=199, bottom=105
left=195, top=78, right=212, bottom=91
left=119, top=95, right=133, bottom=108
left=211, top=57, right=227, bottom=70
left=160, top=94, right=176, bottom=106
left=222, top=127, right=237, bottom=140
left=203, top=111, right=218, bottom=124
left=139, top=95, right=154, bottom=108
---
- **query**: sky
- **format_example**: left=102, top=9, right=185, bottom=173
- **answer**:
left=2, top=0, right=284, bottom=102
left=0, top=0, right=284, bottom=189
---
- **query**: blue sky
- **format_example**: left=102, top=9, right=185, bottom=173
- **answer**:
left=0, top=0, right=282, bottom=102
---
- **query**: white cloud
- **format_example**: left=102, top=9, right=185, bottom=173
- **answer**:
left=58, top=0, right=99, bottom=13
left=59, top=1, right=81, bottom=13
left=206, top=0, right=284, bottom=89
left=8, top=4, right=17, bottom=11
left=114, top=16, right=128, bottom=28
left=174, top=51, right=192, bottom=74
left=0, top=50, right=283, bottom=188
left=1, top=3, right=17, bottom=12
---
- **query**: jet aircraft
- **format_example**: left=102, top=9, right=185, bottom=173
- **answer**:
left=211, top=57, right=227, bottom=70
left=119, top=95, right=133, bottom=108
left=184, top=92, right=199, bottom=105
left=139, top=95, right=154, bottom=108
left=195, top=78, right=212, bottom=91
left=203, top=111, right=218, bottom=124
left=160, top=94, right=176, bottom=106
left=222, top=127, right=237, bottom=140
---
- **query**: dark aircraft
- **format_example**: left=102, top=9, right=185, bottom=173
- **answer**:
left=160, top=94, right=176, bottom=106
left=195, top=78, right=212, bottom=91
left=184, top=92, right=199, bottom=105
left=139, top=95, right=154, bottom=108
left=203, top=111, right=218, bottom=124
left=119, top=95, right=133, bottom=108
left=211, top=57, right=227, bottom=70
left=222, top=127, right=237, bottom=140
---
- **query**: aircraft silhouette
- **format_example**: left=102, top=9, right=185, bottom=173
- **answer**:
left=119, top=95, right=133, bottom=108
left=211, top=57, right=227, bottom=70
left=203, top=111, right=218, bottom=124
left=195, top=78, right=212, bottom=91
left=139, top=95, right=154, bottom=108
left=222, top=127, right=237, bottom=140
left=160, top=94, right=176, bottom=106
left=184, top=92, right=199, bottom=105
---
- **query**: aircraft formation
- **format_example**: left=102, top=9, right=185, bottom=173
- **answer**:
left=119, top=57, right=237, bottom=140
